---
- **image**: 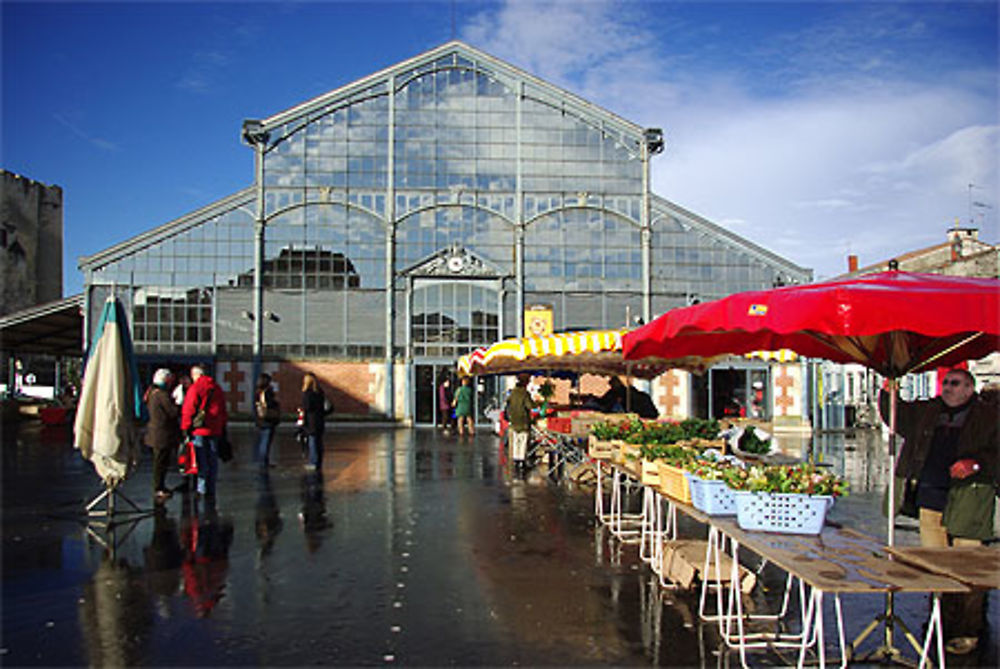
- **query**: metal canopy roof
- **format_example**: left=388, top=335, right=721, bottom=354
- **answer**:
left=249, top=41, right=646, bottom=154
left=0, top=295, right=85, bottom=357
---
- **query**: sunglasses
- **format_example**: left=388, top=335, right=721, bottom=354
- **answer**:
left=942, top=379, right=966, bottom=387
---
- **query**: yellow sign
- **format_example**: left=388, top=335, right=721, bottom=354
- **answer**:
left=524, top=305, right=553, bottom=338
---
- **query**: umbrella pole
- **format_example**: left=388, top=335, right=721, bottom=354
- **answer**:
left=853, top=378, right=916, bottom=663
left=887, top=377, right=899, bottom=547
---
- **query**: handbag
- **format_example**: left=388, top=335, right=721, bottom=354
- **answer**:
left=178, top=439, right=198, bottom=475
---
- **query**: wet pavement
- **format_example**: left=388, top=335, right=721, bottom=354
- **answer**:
left=2, top=422, right=997, bottom=666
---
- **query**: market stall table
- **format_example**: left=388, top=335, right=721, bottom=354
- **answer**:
left=884, top=546, right=1000, bottom=590
left=705, top=517, right=969, bottom=668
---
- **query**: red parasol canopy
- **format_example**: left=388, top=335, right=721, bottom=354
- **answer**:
left=624, top=269, right=1000, bottom=551
left=623, top=270, right=1000, bottom=379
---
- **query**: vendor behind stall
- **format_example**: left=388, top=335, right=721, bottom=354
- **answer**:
left=582, top=376, right=658, bottom=419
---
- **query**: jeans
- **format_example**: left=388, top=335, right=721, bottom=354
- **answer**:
left=193, top=434, right=219, bottom=497
left=306, top=434, right=324, bottom=468
left=256, top=426, right=275, bottom=466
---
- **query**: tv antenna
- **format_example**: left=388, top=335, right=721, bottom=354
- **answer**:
left=967, top=183, right=992, bottom=226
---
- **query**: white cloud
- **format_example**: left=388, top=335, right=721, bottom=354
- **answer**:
left=460, top=1, right=998, bottom=280
left=52, top=112, right=120, bottom=153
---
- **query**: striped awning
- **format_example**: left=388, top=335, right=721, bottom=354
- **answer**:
left=746, top=349, right=799, bottom=362
left=457, top=329, right=714, bottom=379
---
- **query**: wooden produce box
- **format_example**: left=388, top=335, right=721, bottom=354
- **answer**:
left=679, top=437, right=728, bottom=453
left=661, top=539, right=756, bottom=593
left=615, top=443, right=640, bottom=467
left=569, top=413, right=605, bottom=438
left=587, top=435, right=614, bottom=460
left=656, top=462, right=692, bottom=504
left=641, top=458, right=660, bottom=486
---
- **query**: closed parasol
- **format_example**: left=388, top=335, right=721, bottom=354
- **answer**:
left=73, top=296, right=146, bottom=515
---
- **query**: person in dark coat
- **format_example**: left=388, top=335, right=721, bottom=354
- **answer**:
left=300, top=372, right=332, bottom=470
left=880, top=367, right=999, bottom=656
left=181, top=365, right=228, bottom=499
left=254, top=373, right=280, bottom=468
left=438, top=376, right=455, bottom=433
left=145, top=368, right=181, bottom=503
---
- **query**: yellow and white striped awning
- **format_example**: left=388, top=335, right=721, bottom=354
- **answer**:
left=746, top=349, right=799, bottom=363
left=457, top=330, right=715, bottom=379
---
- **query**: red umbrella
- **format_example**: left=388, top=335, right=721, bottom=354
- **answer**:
left=623, top=270, right=1000, bottom=544
left=623, top=269, right=1000, bottom=660
left=623, top=270, right=1000, bottom=379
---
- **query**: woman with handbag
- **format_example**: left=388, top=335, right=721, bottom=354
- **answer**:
left=300, top=372, right=332, bottom=471
left=255, top=373, right=281, bottom=468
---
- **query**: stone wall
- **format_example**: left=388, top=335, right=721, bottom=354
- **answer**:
left=0, top=171, right=63, bottom=316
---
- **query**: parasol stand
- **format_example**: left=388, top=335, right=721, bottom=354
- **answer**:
left=85, top=482, right=146, bottom=525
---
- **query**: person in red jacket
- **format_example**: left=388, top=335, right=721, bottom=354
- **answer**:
left=181, top=365, right=228, bottom=499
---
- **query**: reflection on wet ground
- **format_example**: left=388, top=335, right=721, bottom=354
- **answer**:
left=1, top=423, right=996, bottom=666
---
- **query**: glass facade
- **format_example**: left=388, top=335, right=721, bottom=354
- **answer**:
left=80, top=42, right=810, bottom=368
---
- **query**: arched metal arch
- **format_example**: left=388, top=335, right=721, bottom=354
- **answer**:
left=395, top=200, right=514, bottom=228
left=262, top=198, right=387, bottom=228
left=524, top=204, right=642, bottom=230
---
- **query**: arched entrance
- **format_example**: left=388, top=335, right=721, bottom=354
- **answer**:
left=403, top=246, right=508, bottom=426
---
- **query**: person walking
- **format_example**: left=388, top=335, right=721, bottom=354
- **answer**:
left=438, top=376, right=454, bottom=433
left=254, top=373, right=281, bottom=468
left=145, top=368, right=180, bottom=504
left=880, top=367, right=999, bottom=656
left=453, top=376, right=474, bottom=436
left=180, top=365, right=228, bottom=500
left=300, top=372, right=332, bottom=470
left=505, top=373, right=536, bottom=473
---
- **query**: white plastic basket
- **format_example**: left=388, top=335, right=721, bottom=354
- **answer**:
left=685, top=473, right=737, bottom=516
left=733, top=491, right=833, bottom=535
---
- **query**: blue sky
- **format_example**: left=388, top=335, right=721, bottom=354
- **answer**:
left=3, top=1, right=997, bottom=295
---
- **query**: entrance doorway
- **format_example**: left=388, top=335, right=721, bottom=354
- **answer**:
left=415, top=363, right=455, bottom=427
left=692, top=365, right=770, bottom=420
left=413, top=364, right=503, bottom=429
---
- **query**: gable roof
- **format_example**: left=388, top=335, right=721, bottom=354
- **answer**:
left=248, top=41, right=646, bottom=154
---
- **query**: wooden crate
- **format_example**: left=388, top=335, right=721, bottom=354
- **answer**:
left=657, top=462, right=692, bottom=504
left=641, top=458, right=660, bottom=486
left=587, top=435, right=614, bottom=460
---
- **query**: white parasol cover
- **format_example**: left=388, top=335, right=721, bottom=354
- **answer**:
left=73, top=298, right=142, bottom=486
